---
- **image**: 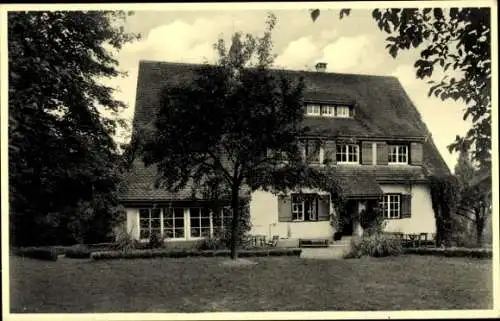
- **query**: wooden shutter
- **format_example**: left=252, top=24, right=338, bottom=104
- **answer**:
left=376, top=142, right=388, bottom=165
left=410, top=142, right=423, bottom=165
left=361, top=141, right=373, bottom=165
left=323, top=140, right=337, bottom=165
left=298, top=141, right=306, bottom=162
left=401, top=194, right=412, bottom=218
left=317, top=195, right=330, bottom=221
left=278, top=195, right=292, bottom=222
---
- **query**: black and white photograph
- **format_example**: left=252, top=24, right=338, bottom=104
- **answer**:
left=1, top=1, right=497, bottom=319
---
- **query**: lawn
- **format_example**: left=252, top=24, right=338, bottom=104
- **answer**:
left=9, top=255, right=493, bottom=313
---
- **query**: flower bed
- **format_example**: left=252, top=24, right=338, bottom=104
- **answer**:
left=404, top=247, right=492, bottom=259
left=91, top=248, right=302, bottom=260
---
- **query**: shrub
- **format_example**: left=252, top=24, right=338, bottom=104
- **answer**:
left=65, top=244, right=91, bottom=259
left=404, top=247, right=492, bottom=259
left=197, top=236, right=226, bottom=250
left=17, top=247, right=58, bottom=261
left=91, top=248, right=302, bottom=260
left=344, top=234, right=403, bottom=259
left=147, top=232, right=164, bottom=249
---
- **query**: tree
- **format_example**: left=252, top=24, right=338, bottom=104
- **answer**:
left=454, top=150, right=491, bottom=247
left=8, top=11, right=140, bottom=246
left=310, top=8, right=491, bottom=169
left=140, top=14, right=310, bottom=259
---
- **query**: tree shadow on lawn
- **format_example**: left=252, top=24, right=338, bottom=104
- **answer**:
left=9, top=255, right=493, bottom=313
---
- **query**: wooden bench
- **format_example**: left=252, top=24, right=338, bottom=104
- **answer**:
left=298, top=238, right=330, bottom=248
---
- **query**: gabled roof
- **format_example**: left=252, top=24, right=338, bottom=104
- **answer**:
left=120, top=60, right=451, bottom=202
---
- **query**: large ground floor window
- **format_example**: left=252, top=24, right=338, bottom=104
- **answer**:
left=138, top=206, right=232, bottom=240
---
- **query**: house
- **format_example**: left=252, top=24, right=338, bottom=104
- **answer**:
left=117, top=60, right=451, bottom=245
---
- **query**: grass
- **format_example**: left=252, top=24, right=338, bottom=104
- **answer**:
left=9, top=255, right=492, bottom=313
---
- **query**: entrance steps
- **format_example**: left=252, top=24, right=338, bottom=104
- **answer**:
left=300, top=236, right=353, bottom=260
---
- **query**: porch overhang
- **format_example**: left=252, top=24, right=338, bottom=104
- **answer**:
left=338, top=174, right=384, bottom=200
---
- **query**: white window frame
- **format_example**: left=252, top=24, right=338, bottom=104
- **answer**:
left=139, top=208, right=162, bottom=240
left=336, top=144, right=360, bottom=164
left=291, top=195, right=305, bottom=221
left=388, top=145, right=409, bottom=164
left=335, top=105, right=351, bottom=118
left=381, top=194, right=401, bottom=219
left=163, top=207, right=186, bottom=239
left=321, top=105, right=336, bottom=117
left=188, top=207, right=212, bottom=239
left=306, top=104, right=321, bottom=116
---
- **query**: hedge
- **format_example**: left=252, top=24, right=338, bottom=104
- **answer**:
left=16, top=247, right=59, bottom=261
left=404, top=247, right=492, bottom=259
left=65, top=245, right=91, bottom=259
left=91, top=248, right=302, bottom=260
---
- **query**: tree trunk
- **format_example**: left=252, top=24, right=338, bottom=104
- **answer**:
left=229, top=184, right=240, bottom=260
left=476, top=210, right=485, bottom=248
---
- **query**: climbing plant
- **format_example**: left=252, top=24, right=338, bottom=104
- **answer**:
left=429, top=174, right=460, bottom=246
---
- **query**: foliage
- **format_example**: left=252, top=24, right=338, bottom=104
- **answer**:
left=147, top=232, right=164, bottom=249
left=358, top=200, right=386, bottom=236
left=140, top=13, right=313, bottom=259
left=8, top=11, right=140, bottom=247
left=16, top=247, right=59, bottom=261
left=114, top=228, right=139, bottom=252
left=429, top=175, right=460, bottom=247
left=91, top=248, right=302, bottom=260
left=310, top=8, right=491, bottom=167
left=454, top=151, right=492, bottom=247
left=404, top=247, right=492, bottom=259
left=344, top=234, right=403, bottom=258
left=65, top=244, right=91, bottom=259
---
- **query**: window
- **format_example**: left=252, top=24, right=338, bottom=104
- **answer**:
left=139, top=208, right=161, bottom=239
left=388, top=145, right=408, bottom=164
left=163, top=208, right=185, bottom=239
left=213, top=207, right=232, bottom=234
left=189, top=207, right=211, bottom=238
left=321, top=105, right=335, bottom=117
left=381, top=194, right=400, bottom=219
left=291, top=194, right=318, bottom=221
left=336, top=144, right=359, bottom=163
left=306, top=104, right=321, bottom=116
left=336, top=106, right=351, bottom=117
left=304, top=140, right=321, bottom=164
left=305, top=103, right=353, bottom=118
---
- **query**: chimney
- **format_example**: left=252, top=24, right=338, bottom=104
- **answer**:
left=315, top=62, right=327, bottom=72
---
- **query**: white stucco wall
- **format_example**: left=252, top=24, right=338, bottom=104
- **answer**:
left=249, top=189, right=334, bottom=240
left=381, top=183, right=436, bottom=234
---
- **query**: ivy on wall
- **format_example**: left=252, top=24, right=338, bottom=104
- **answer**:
left=429, top=174, right=459, bottom=246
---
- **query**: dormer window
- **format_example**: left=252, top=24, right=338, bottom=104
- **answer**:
left=388, top=145, right=408, bottom=164
left=305, top=103, right=354, bottom=118
left=306, top=104, right=321, bottom=116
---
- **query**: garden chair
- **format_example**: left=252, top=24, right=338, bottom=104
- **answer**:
left=418, top=233, right=427, bottom=247
left=266, top=235, right=279, bottom=248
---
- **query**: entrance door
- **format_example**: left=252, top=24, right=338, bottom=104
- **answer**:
left=340, top=200, right=357, bottom=236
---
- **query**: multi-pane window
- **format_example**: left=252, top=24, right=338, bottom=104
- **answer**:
left=388, top=145, right=408, bottom=164
left=139, top=208, right=161, bottom=239
left=305, top=103, right=353, bottom=118
left=336, top=106, right=351, bottom=117
left=321, top=105, right=336, bottom=117
left=213, top=207, right=232, bottom=235
left=163, top=208, right=185, bottom=239
left=304, top=140, right=321, bottom=163
left=336, top=144, right=359, bottom=163
left=189, top=207, right=211, bottom=238
left=291, top=194, right=318, bottom=221
left=381, top=194, right=401, bottom=219
left=306, top=104, right=321, bottom=116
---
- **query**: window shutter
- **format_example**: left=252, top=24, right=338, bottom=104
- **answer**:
left=317, top=195, right=330, bottom=221
left=323, top=140, right=337, bottom=165
left=376, top=142, right=388, bottom=165
left=278, top=195, right=292, bottom=222
left=401, top=194, right=412, bottom=218
left=410, top=142, right=423, bottom=165
left=349, top=107, right=354, bottom=117
left=361, top=142, right=373, bottom=165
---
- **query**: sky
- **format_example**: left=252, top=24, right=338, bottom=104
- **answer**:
left=102, top=8, right=474, bottom=172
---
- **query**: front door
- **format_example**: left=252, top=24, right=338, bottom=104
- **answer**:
left=340, top=200, right=357, bottom=236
